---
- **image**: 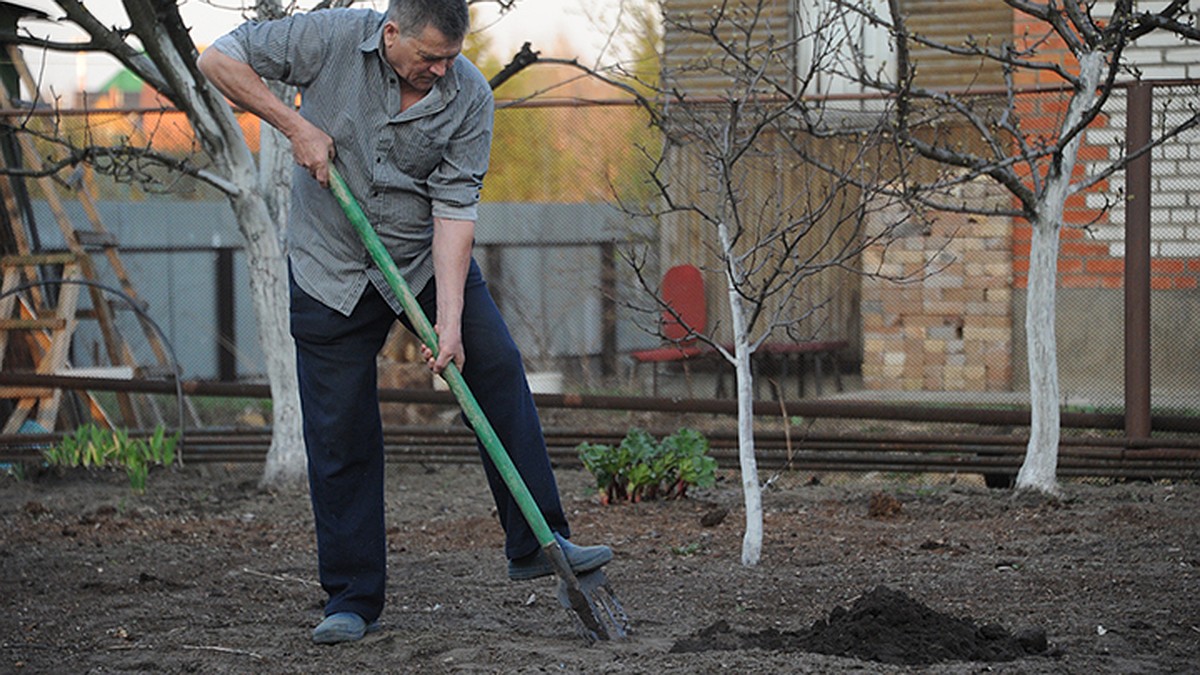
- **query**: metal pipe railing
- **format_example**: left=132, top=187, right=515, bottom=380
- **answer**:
left=4, top=424, right=1197, bottom=479
left=3, top=371, right=1200, bottom=433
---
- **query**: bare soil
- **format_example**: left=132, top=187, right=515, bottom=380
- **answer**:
left=3, top=460, right=1199, bottom=674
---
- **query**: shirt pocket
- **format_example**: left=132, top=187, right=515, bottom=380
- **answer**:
left=383, top=123, right=449, bottom=183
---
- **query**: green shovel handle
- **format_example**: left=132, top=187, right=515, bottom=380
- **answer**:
left=328, top=166, right=555, bottom=549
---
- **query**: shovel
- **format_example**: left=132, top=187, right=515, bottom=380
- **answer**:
left=328, top=166, right=628, bottom=643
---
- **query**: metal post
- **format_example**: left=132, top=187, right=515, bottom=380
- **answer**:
left=600, top=241, right=617, bottom=376
left=216, top=247, right=236, bottom=382
left=1125, top=82, right=1152, bottom=439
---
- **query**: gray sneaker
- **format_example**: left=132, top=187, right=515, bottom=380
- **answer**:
left=312, top=612, right=381, bottom=645
left=508, top=534, right=613, bottom=581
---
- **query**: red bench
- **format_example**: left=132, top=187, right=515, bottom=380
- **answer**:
left=629, top=344, right=711, bottom=395
left=634, top=339, right=848, bottom=399
left=710, top=338, right=854, bottom=396
left=739, top=340, right=848, bottom=398
left=629, top=264, right=847, bottom=398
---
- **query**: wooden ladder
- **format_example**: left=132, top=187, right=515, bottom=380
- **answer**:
left=0, top=47, right=183, bottom=432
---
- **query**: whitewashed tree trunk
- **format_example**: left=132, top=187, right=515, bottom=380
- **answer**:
left=237, top=199, right=304, bottom=489
left=1018, top=210, right=1062, bottom=494
left=258, top=87, right=295, bottom=226
left=254, top=83, right=306, bottom=488
left=123, top=8, right=307, bottom=489
left=719, top=222, right=763, bottom=566
left=1015, top=50, right=1105, bottom=495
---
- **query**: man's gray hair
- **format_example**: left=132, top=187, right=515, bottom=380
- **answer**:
left=388, top=0, right=470, bottom=40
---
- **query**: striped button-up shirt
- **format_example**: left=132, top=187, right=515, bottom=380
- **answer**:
left=211, top=8, right=494, bottom=315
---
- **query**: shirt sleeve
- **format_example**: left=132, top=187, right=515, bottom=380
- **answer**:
left=429, top=72, right=494, bottom=222
left=208, top=12, right=336, bottom=87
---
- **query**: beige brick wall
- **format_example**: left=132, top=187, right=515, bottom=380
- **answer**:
left=862, top=205, right=1014, bottom=393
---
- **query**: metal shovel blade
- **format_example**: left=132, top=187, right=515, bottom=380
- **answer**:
left=556, top=568, right=629, bottom=642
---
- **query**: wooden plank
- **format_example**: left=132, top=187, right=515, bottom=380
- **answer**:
left=0, top=265, right=19, bottom=365
left=0, top=252, right=77, bottom=266
left=16, top=296, right=50, bottom=356
left=662, top=0, right=794, bottom=98
left=0, top=318, right=67, bottom=330
left=2, top=294, right=116, bottom=430
left=662, top=0, right=1015, bottom=92
left=74, top=230, right=119, bottom=248
left=1, top=397, right=35, bottom=434
left=55, top=366, right=135, bottom=379
left=904, top=0, right=1012, bottom=89
left=6, top=48, right=148, bottom=427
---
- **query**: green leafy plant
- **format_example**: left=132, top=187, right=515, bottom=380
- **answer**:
left=43, top=424, right=180, bottom=492
left=578, top=427, right=717, bottom=504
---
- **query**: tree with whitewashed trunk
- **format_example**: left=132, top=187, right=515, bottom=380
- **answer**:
left=631, top=0, right=1199, bottom=561
left=838, top=0, right=1200, bottom=494
left=11, top=0, right=312, bottom=488
left=4, top=0, right=525, bottom=488
left=623, top=5, right=919, bottom=566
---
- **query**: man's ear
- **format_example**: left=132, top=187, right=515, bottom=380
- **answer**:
left=383, top=20, right=400, bottom=47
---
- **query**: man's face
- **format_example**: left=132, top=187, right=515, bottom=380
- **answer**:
left=383, top=21, right=463, bottom=92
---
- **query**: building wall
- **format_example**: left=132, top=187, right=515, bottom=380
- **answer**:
left=656, top=1, right=1200, bottom=400
left=28, top=200, right=650, bottom=382
left=904, top=0, right=1012, bottom=89
left=661, top=0, right=793, bottom=98
left=661, top=0, right=1015, bottom=95
left=862, top=8, right=1200, bottom=401
left=656, top=127, right=866, bottom=355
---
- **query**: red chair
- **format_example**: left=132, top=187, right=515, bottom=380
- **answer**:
left=630, top=265, right=709, bottom=395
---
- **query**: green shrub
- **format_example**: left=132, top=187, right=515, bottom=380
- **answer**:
left=578, top=427, right=717, bottom=503
left=43, top=424, right=180, bottom=492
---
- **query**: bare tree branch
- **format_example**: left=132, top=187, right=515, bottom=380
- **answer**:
left=1129, top=0, right=1200, bottom=41
left=51, top=1, right=172, bottom=98
left=0, top=107, right=238, bottom=195
left=488, top=42, right=540, bottom=90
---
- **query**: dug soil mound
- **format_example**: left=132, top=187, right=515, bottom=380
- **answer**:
left=671, top=584, right=1051, bottom=665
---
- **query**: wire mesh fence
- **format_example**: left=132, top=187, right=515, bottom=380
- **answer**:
left=4, top=81, right=1199, bottom=489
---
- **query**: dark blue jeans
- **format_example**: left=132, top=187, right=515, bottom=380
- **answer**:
left=289, top=260, right=569, bottom=622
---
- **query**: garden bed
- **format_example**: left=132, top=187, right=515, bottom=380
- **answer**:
left=2, top=461, right=1198, bottom=673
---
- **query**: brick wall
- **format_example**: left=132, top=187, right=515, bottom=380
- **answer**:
left=1012, top=8, right=1200, bottom=292
left=855, top=7, right=1199, bottom=399
left=1080, top=84, right=1200, bottom=291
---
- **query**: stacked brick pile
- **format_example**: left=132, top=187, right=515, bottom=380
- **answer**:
left=862, top=188, right=1013, bottom=393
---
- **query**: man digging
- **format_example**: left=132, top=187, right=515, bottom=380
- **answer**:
left=199, top=0, right=612, bottom=644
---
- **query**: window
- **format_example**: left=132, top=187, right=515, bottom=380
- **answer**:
left=795, top=0, right=895, bottom=95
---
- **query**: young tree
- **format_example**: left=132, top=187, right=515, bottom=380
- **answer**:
left=0, top=0, right=308, bottom=487
left=629, top=2, right=917, bottom=565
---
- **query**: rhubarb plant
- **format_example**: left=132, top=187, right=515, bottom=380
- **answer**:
left=578, top=427, right=717, bottom=503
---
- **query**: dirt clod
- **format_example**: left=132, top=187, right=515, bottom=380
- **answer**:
left=21, top=500, right=49, bottom=517
left=700, top=504, right=729, bottom=527
left=867, top=491, right=903, bottom=518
